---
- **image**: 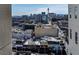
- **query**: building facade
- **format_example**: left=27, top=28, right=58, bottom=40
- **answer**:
left=65, top=4, right=79, bottom=55
left=41, top=12, right=48, bottom=24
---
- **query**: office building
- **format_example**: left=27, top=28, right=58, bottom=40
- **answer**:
left=41, top=12, right=48, bottom=24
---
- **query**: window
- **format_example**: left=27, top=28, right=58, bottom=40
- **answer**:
left=74, top=6, right=77, bottom=12
left=75, top=15, right=77, bottom=19
left=70, top=14, right=72, bottom=18
left=69, top=8, right=71, bottom=14
left=74, top=6, right=77, bottom=19
left=75, top=32, right=78, bottom=44
left=70, top=29, right=72, bottom=39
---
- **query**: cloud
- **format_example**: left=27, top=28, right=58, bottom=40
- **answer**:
left=30, top=7, right=48, bottom=14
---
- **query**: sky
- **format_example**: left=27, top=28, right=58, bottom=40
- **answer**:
left=12, top=4, right=68, bottom=16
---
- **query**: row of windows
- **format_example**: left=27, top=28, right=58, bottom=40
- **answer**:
left=69, top=29, right=78, bottom=44
left=69, top=14, right=77, bottom=19
left=69, top=6, right=78, bottom=19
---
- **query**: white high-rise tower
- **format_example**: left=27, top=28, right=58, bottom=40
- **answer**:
left=47, top=8, right=51, bottom=24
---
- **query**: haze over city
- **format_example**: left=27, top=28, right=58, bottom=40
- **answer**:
left=12, top=4, right=68, bottom=16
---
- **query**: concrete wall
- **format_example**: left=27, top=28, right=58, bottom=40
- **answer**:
left=65, top=4, right=79, bottom=55
left=0, top=4, right=12, bottom=55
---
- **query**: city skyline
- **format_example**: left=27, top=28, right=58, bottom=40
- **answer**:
left=12, top=4, right=68, bottom=16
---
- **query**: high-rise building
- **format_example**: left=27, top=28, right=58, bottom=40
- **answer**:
left=41, top=12, right=48, bottom=24
left=65, top=4, right=79, bottom=55
left=35, top=14, right=42, bottom=24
